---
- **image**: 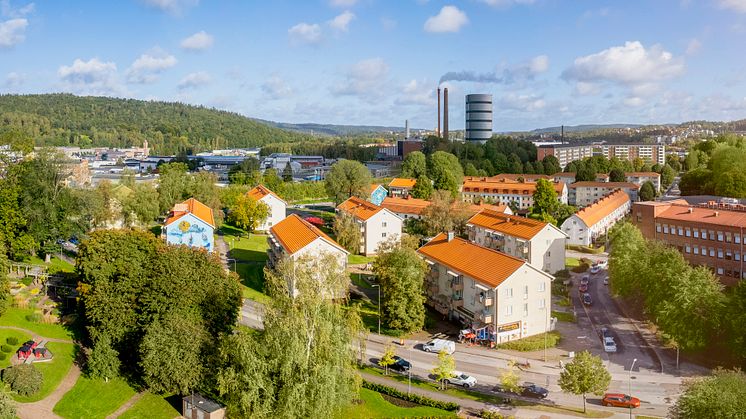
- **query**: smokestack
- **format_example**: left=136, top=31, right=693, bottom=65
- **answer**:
left=561, top=125, right=564, bottom=143
left=405, top=119, right=410, bottom=140
left=443, top=88, right=449, bottom=141
left=437, top=87, right=441, bottom=137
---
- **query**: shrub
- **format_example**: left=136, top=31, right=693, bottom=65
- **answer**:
left=554, top=269, right=571, bottom=279
left=496, top=331, right=561, bottom=352
left=481, top=409, right=507, bottom=419
left=571, top=263, right=589, bottom=273
left=0, top=353, right=6, bottom=361
left=5, top=337, right=18, bottom=346
left=0, top=345, right=10, bottom=353
left=25, top=312, right=42, bottom=323
left=2, top=364, right=43, bottom=396
left=361, top=381, right=460, bottom=411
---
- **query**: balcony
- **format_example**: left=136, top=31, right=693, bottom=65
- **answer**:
left=428, top=284, right=439, bottom=294
left=477, top=310, right=492, bottom=324
left=484, top=297, right=494, bottom=307
left=451, top=281, right=464, bottom=291
left=451, top=299, right=464, bottom=308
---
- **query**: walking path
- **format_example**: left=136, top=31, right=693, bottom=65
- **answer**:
left=106, top=391, right=145, bottom=419
left=0, top=325, right=73, bottom=344
left=16, top=364, right=81, bottom=419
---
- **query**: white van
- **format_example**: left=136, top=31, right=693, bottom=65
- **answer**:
left=422, top=339, right=456, bottom=354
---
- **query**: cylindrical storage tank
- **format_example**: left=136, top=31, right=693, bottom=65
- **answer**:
left=465, top=94, right=493, bottom=143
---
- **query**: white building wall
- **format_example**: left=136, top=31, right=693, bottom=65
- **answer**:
left=259, top=194, right=287, bottom=231
left=561, top=215, right=592, bottom=246
left=362, top=210, right=403, bottom=255
left=493, top=267, right=552, bottom=342
left=530, top=226, right=567, bottom=274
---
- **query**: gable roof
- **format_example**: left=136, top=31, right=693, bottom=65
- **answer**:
left=462, top=177, right=565, bottom=195
left=569, top=181, right=640, bottom=189
left=381, top=196, right=431, bottom=215
left=270, top=214, right=348, bottom=255
left=369, top=184, right=385, bottom=194
left=417, top=233, right=528, bottom=288
left=247, top=184, right=286, bottom=204
left=337, top=196, right=384, bottom=221
left=467, top=209, right=549, bottom=240
left=573, top=189, right=631, bottom=227
left=389, top=178, right=417, bottom=188
left=165, top=198, right=215, bottom=228
left=489, top=173, right=552, bottom=182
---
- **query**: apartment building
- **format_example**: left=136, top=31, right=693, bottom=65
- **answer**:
left=336, top=197, right=402, bottom=255
left=163, top=198, right=215, bottom=252
left=246, top=185, right=287, bottom=231
left=467, top=209, right=566, bottom=273
left=537, top=144, right=666, bottom=169
left=625, top=172, right=661, bottom=193
left=388, top=178, right=417, bottom=197
left=569, top=181, right=640, bottom=207
left=562, top=190, right=631, bottom=246
left=368, top=184, right=388, bottom=206
left=461, top=177, right=568, bottom=210
left=380, top=197, right=513, bottom=221
left=632, top=200, right=746, bottom=285
left=418, top=233, right=553, bottom=342
left=537, top=145, right=594, bottom=169
left=267, top=213, right=348, bottom=269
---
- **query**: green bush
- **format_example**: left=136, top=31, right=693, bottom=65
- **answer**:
left=567, top=244, right=605, bottom=254
left=496, top=331, right=561, bottom=352
left=0, top=345, right=10, bottom=353
left=553, top=269, right=571, bottom=279
left=0, top=353, right=6, bottom=361
left=6, top=337, right=18, bottom=345
left=571, top=263, right=589, bottom=273
left=25, top=312, right=42, bottom=323
left=481, top=410, right=507, bottom=419
left=361, top=381, right=460, bottom=411
left=2, top=364, right=43, bottom=396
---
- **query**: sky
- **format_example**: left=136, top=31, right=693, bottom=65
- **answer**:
left=1, top=0, right=746, bottom=131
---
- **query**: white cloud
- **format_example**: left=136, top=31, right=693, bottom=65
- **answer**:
left=424, top=5, right=468, bottom=33
left=4, top=71, right=24, bottom=87
left=528, top=55, right=549, bottom=74
left=686, top=38, right=702, bottom=55
left=719, top=0, right=746, bottom=12
left=395, top=79, right=435, bottom=106
left=178, top=71, right=211, bottom=89
left=126, top=50, right=177, bottom=84
left=480, top=0, right=536, bottom=7
left=623, top=96, right=644, bottom=107
left=1, top=1, right=34, bottom=18
left=574, top=81, right=601, bottom=95
left=329, top=0, right=357, bottom=7
left=288, top=22, right=322, bottom=45
left=328, top=10, right=355, bottom=32
left=58, top=58, right=123, bottom=96
left=439, top=54, right=549, bottom=84
left=496, top=93, right=546, bottom=112
left=562, top=41, right=684, bottom=96
left=141, top=0, right=198, bottom=14
left=262, top=75, right=293, bottom=99
left=180, top=31, right=214, bottom=51
left=332, top=57, right=389, bottom=97
left=0, top=18, right=27, bottom=47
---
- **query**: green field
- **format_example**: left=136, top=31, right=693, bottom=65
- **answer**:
left=120, top=392, right=180, bottom=419
left=24, top=256, right=75, bottom=274
left=565, top=257, right=581, bottom=268
left=13, top=342, right=76, bottom=403
left=339, top=388, right=456, bottom=419
left=236, top=263, right=271, bottom=304
left=225, top=232, right=270, bottom=262
left=53, top=376, right=136, bottom=419
left=0, top=329, right=32, bottom=368
left=348, top=254, right=377, bottom=265
left=0, top=307, right=74, bottom=340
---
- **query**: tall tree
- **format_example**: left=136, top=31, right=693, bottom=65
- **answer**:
left=421, top=191, right=469, bottom=237
left=531, top=179, right=560, bottom=223
left=726, top=280, right=746, bottom=360
left=431, top=350, right=456, bottom=390
left=157, top=162, right=191, bottom=212
left=609, top=168, right=625, bottom=182
left=411, top=175, right=434, bottom=200
left=282, top=163, right=294, bottom=182
left=660, top=164, right=676, bottom=189
left=499, top=361, right=522, bottom=394
left=333, top=211, right=361, bottom=254
left=262, top=168, right=283, bottom=192
left=0, top=389, right=15, bottom=419
left=227, top=195, right=270, bottom=234
left=228, top=158, right=262, bottom=185
left=558, top=351, right=611, bottom=413
left=670, top=369, right=746, bottom=419
left=373, top=239, right=427, bottom=333
left=189, top=171, right=224, bottom=227
left=542, top=155, right=561, bottom=175
left=639, top=181, right=656, bottom=201
left=401, top=151, right=427, bottom=179
left=427, top=151, right=463, bottom=197
left=325, top=159, right=372, bottom=204
left=86, top=334, right=120, bottom=382
left=122, top=182, right=160, bottom=227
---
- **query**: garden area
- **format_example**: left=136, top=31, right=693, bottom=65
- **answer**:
left=340, top=387, right=457, bottom=418
left=220, top=225, right=271, bottom=303
left=53, top=376, right=136, bottom=418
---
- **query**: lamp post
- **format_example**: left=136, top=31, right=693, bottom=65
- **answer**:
left=629, top=358, right=637, bottom=419
left=226, top=258, right=237, bottom=272
left=372, top=284, right=381, bottom=335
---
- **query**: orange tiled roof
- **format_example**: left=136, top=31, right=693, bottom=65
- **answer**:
left=369, top=184, right=382, bottom=194
left=569, top=181, right=639, bottom=189
left=381, top=196, right=431, bottom=215
left=337, top=196, right=384, bottom=221
left=389, top=178, right=417, bottom=188
left=247, top=184, right=285, bottom=203
left=467, top=209, right=548, bottom=240
left=653, top=204, right=746, bottom=228
left=463, top=178, right=565, bottom=194
left=417, top=233, right=526, bottom=288
left=489, top=173, right=552, bottom=182
left=270, top=213, right=347, bottom=255
left=165, top=197, right=215, bottom=228
left=574, top=189, right=631, bottom=227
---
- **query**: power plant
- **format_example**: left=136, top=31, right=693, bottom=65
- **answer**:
left=442, top=87, right=449, bottom=141
left=465, top=93, right=493, bottom=143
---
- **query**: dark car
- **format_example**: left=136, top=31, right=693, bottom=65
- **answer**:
left=579, top=283, right=589, bottom=293
left=580, top=276, right=590, bottom=285
left=600, top=327, right=613, bottom=340
left=582, top=293, right=592, bottom=306
left=389, top=356, right=411, bottom=373
left=521, top=384, right=549, bottom=399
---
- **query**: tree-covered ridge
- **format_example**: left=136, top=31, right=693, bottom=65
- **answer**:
left=0, top=94, right=312, bottom=155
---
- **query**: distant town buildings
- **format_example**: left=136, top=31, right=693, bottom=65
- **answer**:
left=569, top=181, right=640, bottom=207
left=162, top=198, right=215, bottom=252
left=537, top=143, right=666, bottom=168
left=562, top=189, right=631, bottom=246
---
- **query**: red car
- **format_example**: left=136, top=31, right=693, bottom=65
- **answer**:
left=579, top=283, right=588, bottom=293
left=602, top=393, right=640, bottom=408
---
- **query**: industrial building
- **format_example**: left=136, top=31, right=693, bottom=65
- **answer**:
left=465, top=94, right=493, bottom=143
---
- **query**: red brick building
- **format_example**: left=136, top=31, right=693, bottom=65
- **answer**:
left=632, top=200, right=746, bottom=285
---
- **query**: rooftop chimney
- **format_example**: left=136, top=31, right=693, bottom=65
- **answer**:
left=437, top=87, right=441, bottom=137
left=443, top=88, right=449, bottom=141
left=688, top=207, right=693, bottom=213
left=447, top=231, right=455, bottom=242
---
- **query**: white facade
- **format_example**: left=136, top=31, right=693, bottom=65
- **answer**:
left=561, top=193, right=631, bottom=246
left=461, top=183, right=568, bottom=210
left=258, top=193, right=287, bottom=231
left=358, top=209, right=403, bottom=255
left=570, top=184, right=639, bottom=207
left=468, top=224, right=567, bottom=273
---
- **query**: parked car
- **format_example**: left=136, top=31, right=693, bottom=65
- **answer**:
left=602, top=393, right=640, bottom=408
left=422, top=339, right=455, bottom=354
left=521, top=384, right=549, bottom=399
left=447, top=372, right=477, bottom=388
left=579, top=283, right=589, bottom=293
left=603, top=277, right=609, bottom=285
left=600, top=327, right=613, bottom=339
left=580, top=276, right=590, bottom=285
left=582, top=293, right=592, bottom=306
left=597, top=260, right=608, bottom=269
left=389, top=356, right=411, bottom=373
left=603, top=337, right=617, bottom=353
left=590, top=264, right=601, bottom=274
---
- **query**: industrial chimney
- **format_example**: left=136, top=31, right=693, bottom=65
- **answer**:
left=405, top=119, right=410, bottom=140
left=443, top=88, right=449, bottom=141
left=437, top=87, right=441, bottom=137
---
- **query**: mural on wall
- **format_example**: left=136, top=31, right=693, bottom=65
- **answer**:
left=167, top=219, right=212, bottom=251
left=370, top=186, right=387, bottom=206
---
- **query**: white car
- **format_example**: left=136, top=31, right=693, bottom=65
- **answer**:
left=597, top=260, right=608, bottom=269
left=590, top=265, right=601, bottom=274
left=603, top=337, right=617, bottom=353
left=422, top=338, right=455, bottom=354
left=447, top=372, right=477, bottom=388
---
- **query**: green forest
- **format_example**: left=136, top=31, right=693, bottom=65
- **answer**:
left=0, top=94, right=314, bottom=155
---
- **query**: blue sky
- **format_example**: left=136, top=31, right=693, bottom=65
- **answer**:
left=1, top=0, right=746, bottom=131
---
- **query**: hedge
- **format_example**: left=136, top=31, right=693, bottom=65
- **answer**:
left=571, top=263, right=589, bottom=273
left=0, top=345, right=10, bottom=353
left=496, top=331, right=561, bottom=352
left=0, top=353, right=6, bottom=361
left=567, top=244, right=605, bottom=254
left=361, top=380, right=460, bottom=412
left=5, top=337, right=18, bottom=346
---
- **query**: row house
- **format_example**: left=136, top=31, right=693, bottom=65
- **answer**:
left=467, top=209, right=567, bottom=273
left=388, top=178, right=417, bottom=197
left=417, top=233, right=553, bottom=343
left=381, top=197, right=513, bottom=221
left=562, top=189, right=631, bottom=246
left=569, top=181, right=639, bottom=207
left=246, top=185, right=287, bottom=231
left=336, top=197, right=402, bottom=255
left=461, top=177, right=568, bottom=210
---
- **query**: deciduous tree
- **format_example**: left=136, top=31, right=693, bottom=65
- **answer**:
left=558, top=351, right=610, bottom=413
left=378, top=345, right=397, bottom=375
left=227, top=195, right=270, bottom=234
left=86, top=334, right=120, bottom=382
left=411, top=176, right=433, bottom=200
left=401, top=151, right=427, bottom=179
left=157, top=162, right=191, bottom=212
left=609, top=168, right=625, bottom=182
left=499, top=361, right=522, bottom=394
left=427, top=151, right=463, bottom=197
left=325, top=159, right=372, bottom=203
left=431, top=350, right=456, bottom=390
left=670, top=369, right=746, bottom=419
left=639, top=181, right=656, bottom=201
left=373, top=239, right=427, bottom=333
left=333, top=211, right=361, bottom=254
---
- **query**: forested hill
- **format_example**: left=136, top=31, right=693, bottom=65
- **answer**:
left=0, top=94, right=313, bottom=155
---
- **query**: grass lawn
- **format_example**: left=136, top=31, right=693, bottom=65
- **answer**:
left=54, top=376, right=136, bottom=419
left=235, top=263, right=271, bottom=304
left=14, top=342, right=76, bottom=403
left=496, top=331, right=561, bottom=352
left=0, top=307, right=74, bottom=340
left=339, top=388, right=456, bottom=419
left=221, top=226, right=270, bottom=262
left=0, top=329, right=32, bottom=368
left=552, top=310, right=576, bottom=323
left=348, top=254, right=377, bottom=265
left=290, top=197, right=333, bottom=205
left=348, top=299, right=404, bottom=337
left=120, top=392, right=181, bottom=419
left=24, top=256, right=75, bottom=274
left=565, top=257, right=581, bottom=268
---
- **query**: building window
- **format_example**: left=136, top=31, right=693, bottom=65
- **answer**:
left=663, top=225, right=669, bottom=234
left=678, top=227, right=683, bottom=236
left=702, top=229, right=708, bottom=239
left=382, top=222, right=387, bottom=228
left=693, top=230, right=699, bottom=238
left=539, top=299, right=546, bottom=309
left=737, top=252, right=741, bottom=261
left=538, top=282, right=546, bottom=292
left=685, top=229, right=691, bottom=237
left=506, top=288, right=513, bottom=298
left=710, top=248, right=715, bottom=257
left=693, top=246, right=699, bottom=255
left=709, top=231, right=716, bottom=240
left=382, top=233, right=387, bottom=238
left=685, top=245, right=691, bottom=253
left=717, top=232, right=724, bottom=241
left=523, top=303, right=529, bottom=317
left=726, top=251, right=733, bottom=260
left=726, top=233, right=732, bottom=243
left=736, top=234, right=741, bottom=244
left=718, top=249, right=724, bottom=259
left=655, top=224, right=661, bottom=233
left=523, top=285, right=529, bottom=299
left=505, top=305, right=513, bottom=316
left=717, top=267, right=724, bottom=275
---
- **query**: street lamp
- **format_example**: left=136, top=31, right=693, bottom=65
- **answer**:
left=629, top=358, right=637, bottom=419
left=371, top=284, right=381, bottom=335
left=226, top=258, right=237, bottom=272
